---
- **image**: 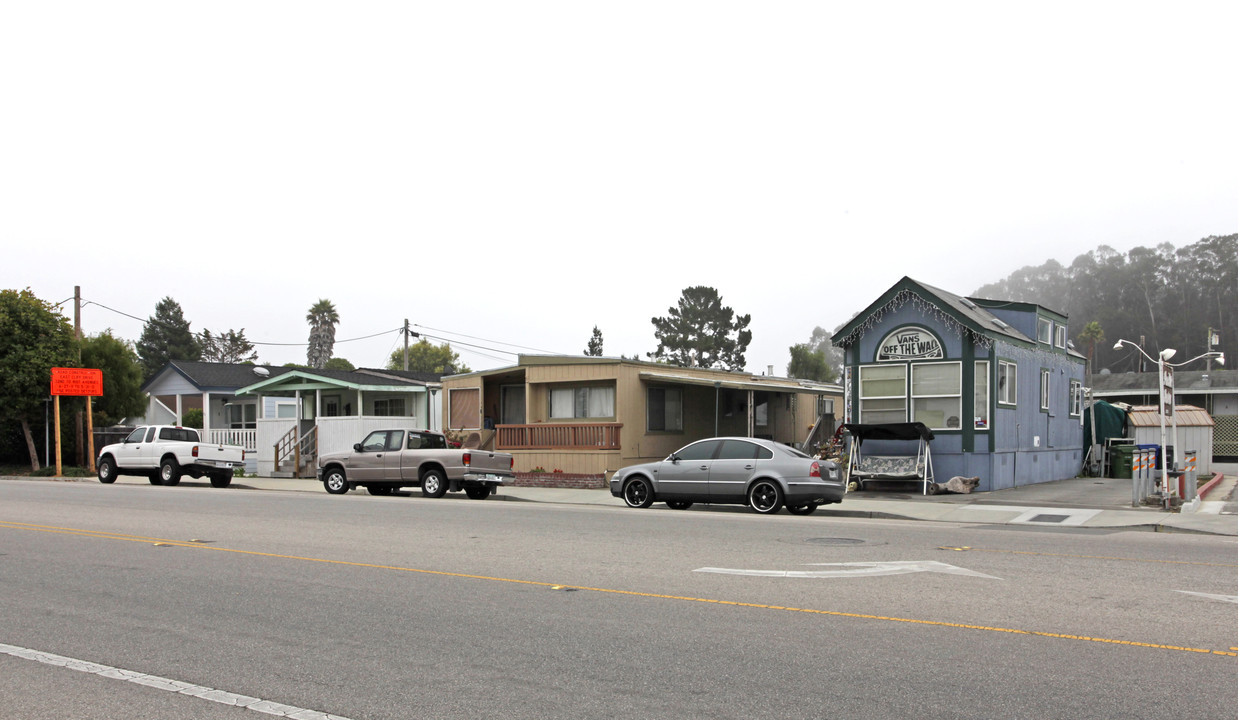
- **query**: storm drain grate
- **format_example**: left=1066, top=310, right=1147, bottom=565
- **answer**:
left=1028, top=514, right=1070, bottom=524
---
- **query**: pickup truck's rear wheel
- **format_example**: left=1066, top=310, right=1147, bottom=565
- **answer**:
left=464, top=485, right=491, bottom=500
left=97, top=457, right=117, bottom=484
left=159, top=457, right=182, bottom=486
left=210, top=470, right=233, bottom=488
left=323, top=468, right=349, bottom=495
left=421, top=469, right=448, bottom=498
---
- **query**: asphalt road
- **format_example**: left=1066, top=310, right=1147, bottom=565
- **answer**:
left=1, top=479, right=1235, bottom=719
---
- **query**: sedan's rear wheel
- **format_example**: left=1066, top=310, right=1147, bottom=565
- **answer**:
left=748, top=480, right=784, bottom=514
left=622, top=477, right=655, bottom=508
left=787, top=502, right=819, bottom=515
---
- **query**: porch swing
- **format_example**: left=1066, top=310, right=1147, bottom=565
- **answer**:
left=843, top=422, right=936, bottom=495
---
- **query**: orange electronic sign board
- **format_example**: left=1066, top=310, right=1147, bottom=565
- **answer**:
left=51, top=367, right=103, bottom=397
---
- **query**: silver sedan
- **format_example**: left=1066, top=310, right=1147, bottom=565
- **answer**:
left=609, top=437, right=844, bottom=515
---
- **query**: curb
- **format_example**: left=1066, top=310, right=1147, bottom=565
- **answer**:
left=1197, top=473, right=1226, bottom=500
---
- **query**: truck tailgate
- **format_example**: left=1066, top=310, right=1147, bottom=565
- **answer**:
left=465, top=451, right=514, bottom=476
left=195, top=445, right=245, bottom=467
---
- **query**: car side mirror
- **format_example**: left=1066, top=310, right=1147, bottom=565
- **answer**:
left=668, top=453, right=680, bottom=463
left=353, top=443, right=362, bottom=452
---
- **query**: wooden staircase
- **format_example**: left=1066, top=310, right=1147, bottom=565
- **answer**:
left=273, top=425, right=318, bottom=478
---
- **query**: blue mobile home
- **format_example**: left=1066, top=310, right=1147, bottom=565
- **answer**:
left=832, top=277, right=1087, bottom=491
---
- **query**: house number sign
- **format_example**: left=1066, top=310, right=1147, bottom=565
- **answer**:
left=877, top=327, right=943, bottom=362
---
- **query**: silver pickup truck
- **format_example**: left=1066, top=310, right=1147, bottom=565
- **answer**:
left=317, top=429, right=515, bottom=499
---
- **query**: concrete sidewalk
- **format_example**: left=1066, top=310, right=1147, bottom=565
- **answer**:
left=8, top=469, right=1237, bottom=536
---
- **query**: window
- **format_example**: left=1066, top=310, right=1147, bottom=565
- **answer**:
left=228, top=403, right=257, bottom=429
left=1040, top=369, right=1051, bottom=411
left=648, top=387, right=683, bottom=431
left=859, top=365, right=907, bottom=424
left=911, top=362, right=961, bottom=430
left=718, top=439, right=763, bottom=460
left=1037, top=318, right=1052, bottom=344
left=974, top=361, right=989, bottom=429
left=275, top=402, right=297, bottom=419
left=1069, top=380, right=1082, bottom=417
left=674, top=439, right=718, bottom=461
left=125, top=427, right=146, bottom=443
left=359, top=431, right=388, bottom=452
left=159, top=427, right=199, bottom=442
left=407, top=431, right=447, bottom=450
left=550, top=386, right=615, bottom=419
left=373, top=398, right=406, bottom=417
left=449, top=388, right=480, bottom=429
left=1055, top=324, right=1067, bottom=349
left=997, top=361, right=1017, bottom=406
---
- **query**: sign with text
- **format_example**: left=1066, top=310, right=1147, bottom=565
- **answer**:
left=877, top=327, right=943, bottom=362
left=50, top=367, right=103, bottom=397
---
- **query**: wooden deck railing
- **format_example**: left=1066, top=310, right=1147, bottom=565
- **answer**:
left=496, top=423, right=622, bottom=450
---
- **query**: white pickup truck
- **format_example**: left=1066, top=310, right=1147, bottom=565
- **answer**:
left=96, top=425, right=246, bottom=488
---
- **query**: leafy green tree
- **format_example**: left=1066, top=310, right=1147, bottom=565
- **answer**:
left=386, top=339, right=470, bottom=374
left=1077, top=321, right=1105, bottom=378
left=649, top=286, right=752, bottom=371
left=306, top=299, right=339, bottom=369
left=201, top=328, right=259, bottom=364
left=323, top=357, right=355, bottom=371
left=787, top=343, right=837, bottom=382
left=136, top=297, right=201, bottom=380
left=584, top=326, right=604, bottom=356
left=0, top=289, right=78, bottom=469
left=80, top=330, right=146, bottom=427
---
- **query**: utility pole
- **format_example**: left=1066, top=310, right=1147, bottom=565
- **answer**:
left=74, top=287, right=85, bottom=467
left=403, top=319, right=410, bottom=371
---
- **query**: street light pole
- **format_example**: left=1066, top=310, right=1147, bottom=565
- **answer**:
left=1114, top=339, right=1225, bottom=508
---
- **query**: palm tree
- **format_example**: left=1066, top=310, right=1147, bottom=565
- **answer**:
left=306, top=299, right=340, bottom=369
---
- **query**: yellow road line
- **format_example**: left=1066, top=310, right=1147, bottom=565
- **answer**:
left=4, top=520, right=1235, bottom=660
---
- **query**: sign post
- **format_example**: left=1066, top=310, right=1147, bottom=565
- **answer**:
left=50, top=367, right=104, bottom=475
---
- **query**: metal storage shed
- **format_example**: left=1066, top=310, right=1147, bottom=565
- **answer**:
left=1125, top=404, right=1214, bottom=475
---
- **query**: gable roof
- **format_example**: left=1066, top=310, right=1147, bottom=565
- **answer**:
left=832, top=276, right=1084, bottom=360
left=142, top=361, right=296, bottom=393
left=233, top=366, right=440, bottom=396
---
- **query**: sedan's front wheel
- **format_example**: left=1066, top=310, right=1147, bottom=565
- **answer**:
left=622, top=477, right=655, bottom=508
left=748, top=480, right=784, bottom=514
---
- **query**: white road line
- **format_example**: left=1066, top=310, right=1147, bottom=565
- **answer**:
left=0, top=642, right=353, bottom=719
left=1176, top=591, right=1238, bottom=605
left=695, top=560, right=1001, bottom=579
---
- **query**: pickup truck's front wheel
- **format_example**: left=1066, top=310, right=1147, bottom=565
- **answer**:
left=160, top=457, right=182, bottom=486
left=323, top=468, right=349, bottom=495
left=97, top=457, right=117, bottom=484
left=421, top=469, right=448, bottom=498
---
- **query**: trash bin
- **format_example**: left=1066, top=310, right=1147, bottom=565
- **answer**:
left=1110, top=445, right=1135, bottom=479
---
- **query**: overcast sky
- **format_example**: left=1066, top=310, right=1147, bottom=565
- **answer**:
left=4, top=2, right=1236, bottom=375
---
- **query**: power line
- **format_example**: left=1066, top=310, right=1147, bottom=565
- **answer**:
left=83, top=299, right=400, bottom=347
left=413, top=323, right=561, bottom=354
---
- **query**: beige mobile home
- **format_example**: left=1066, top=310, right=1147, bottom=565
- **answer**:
left=440, top=355, right=841, bottom=477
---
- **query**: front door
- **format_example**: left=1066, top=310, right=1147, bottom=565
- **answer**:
left=654, top=439, right=719, bottom=498
left=501, top=385, right=525, bottom=426
left=350, top=430, right=394, bottom=481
